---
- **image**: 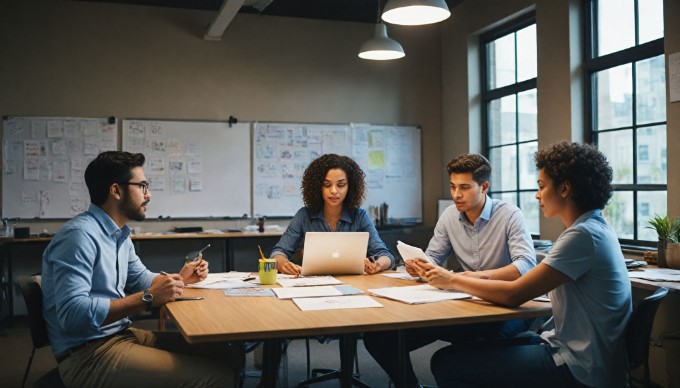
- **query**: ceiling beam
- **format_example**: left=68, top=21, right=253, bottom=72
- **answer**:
left=204, top=0, right=247, bottom=41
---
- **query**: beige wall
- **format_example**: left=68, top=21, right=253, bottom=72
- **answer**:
left=0, top=0, right=443, bottom=231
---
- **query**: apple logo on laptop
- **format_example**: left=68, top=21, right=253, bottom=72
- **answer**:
left=331, top=250, right=341, bottom=259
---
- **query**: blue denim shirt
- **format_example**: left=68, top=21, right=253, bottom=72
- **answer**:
left=270, top=207, right=396, bottom=268
left=42, top=204, right=156, bottom=356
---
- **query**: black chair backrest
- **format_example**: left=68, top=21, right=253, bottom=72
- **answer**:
left=16, top=275, right=51, bottom=349
left=625, top=287, right=669, bottom=370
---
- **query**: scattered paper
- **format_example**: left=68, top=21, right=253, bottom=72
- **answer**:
left=224, top=287, right=275, bottom=297
left=272, top=286, right=343, bottom=299
left=628, top=268, right=680, bottom=282
left=186, top=272, right=257, bottom=289
left=277, top=276, right=343, bottom=288
left=381, top=272, right=420, bottom=281
left=368, top=284, right=471, bottom=304
left=292, top=295, right=383, bottom=311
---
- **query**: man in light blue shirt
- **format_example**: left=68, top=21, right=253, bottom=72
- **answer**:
left=364, top=153, right=537, bottom=387
left=42, top=151, right=242, bottom=387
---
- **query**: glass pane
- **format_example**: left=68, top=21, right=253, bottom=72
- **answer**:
left=636, top=125, right=666, bottom=184
left=491, top=192, right=517, bottom=207
left=603, top=191, right=634, bottom=240
left=637, top=191, right=667, bottom=241
left=518, top=89, right=537, bottom=142
left=594, top=64, right=632, bottom=130
left=516, top=24, right=537, bottom=82
left=638, top=0, right=664, bottom=45
left=597, top=0, right=634, bottom=56
left=520, top=191, right=540, bottom=236
left=636, top=55, right=666, bottom=125
left=487, top=33, right=515, bottom=89
left=598, top=130, right=633, bottom=184
left=487, top=95, right=517, bottom=146
left=518, top=141, right=537, bottom=190
left=489, top=145, right=517, bottom=191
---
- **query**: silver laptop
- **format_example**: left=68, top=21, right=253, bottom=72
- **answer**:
left=301, top=232, right=369, bottom=276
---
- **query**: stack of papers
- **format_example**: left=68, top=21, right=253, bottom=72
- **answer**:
left=628, top=268, right=680, bottom=282
left=396, top=241, right=434, bottom=263
left=368, top=284, right=471, bottom=304
left=272, top=285, right=362, bottom=299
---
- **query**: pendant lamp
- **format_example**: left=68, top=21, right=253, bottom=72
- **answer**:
left=358, top=23, right=405, bottom=60
left=382, top=0, right=451, bottom=26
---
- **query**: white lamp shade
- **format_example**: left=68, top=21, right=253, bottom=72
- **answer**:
left=358, top=23, right=406, bottom=60
left=382, top=0, right=451, bottom=25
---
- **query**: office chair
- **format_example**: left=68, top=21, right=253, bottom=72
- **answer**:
left=299, top=334, right=366, bottom=387
left=626, top=287, right=669, bottom=387
left=16, top=275, right=65, bottom=388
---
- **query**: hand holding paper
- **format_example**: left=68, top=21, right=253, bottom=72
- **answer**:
left=396, top=240, right=435, bottom=264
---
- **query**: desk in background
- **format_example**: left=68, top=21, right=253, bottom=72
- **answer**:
left=162, top=274, right=552, bottom=387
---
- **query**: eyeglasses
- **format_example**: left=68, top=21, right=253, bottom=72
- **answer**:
left=118, top=181, right=149, bottom=195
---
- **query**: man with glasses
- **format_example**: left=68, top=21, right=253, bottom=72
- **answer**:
left=42, top=151, right=243, bottom=387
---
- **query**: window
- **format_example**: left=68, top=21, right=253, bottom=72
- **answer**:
left=481, top=12, right=539, bottom=236
left=585, top=0, right=665, bottom=244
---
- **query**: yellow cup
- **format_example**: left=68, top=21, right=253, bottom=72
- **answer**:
left=258, top=259, right=278, bottom=285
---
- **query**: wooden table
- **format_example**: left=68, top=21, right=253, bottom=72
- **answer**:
left=628, top=265, right=680, bottom=293
left=162, top=274, right=552, bottom=387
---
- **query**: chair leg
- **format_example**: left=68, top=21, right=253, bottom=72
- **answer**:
left=21, top=347, right=36, bottom=388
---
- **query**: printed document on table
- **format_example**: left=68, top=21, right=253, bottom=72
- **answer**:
left=186, top=272, right=257, bottom=289
left=277, top=276, right=343, bottom=287
left=396, top=240, right=435, bottom=263
left=292, top=295, right=384, bottom=311
left=628, top=268, right=680, bottom=282
left=272, top=286, right=343, bottom=299
left=368, top=284, right=471, bottom=304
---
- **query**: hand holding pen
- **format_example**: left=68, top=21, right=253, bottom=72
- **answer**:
left=179, top=244, right=210, bottom=284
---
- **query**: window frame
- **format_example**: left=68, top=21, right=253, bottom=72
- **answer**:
left=583, top=0, right=665, bottom=247
left=480, top=11, right=539, bottom=238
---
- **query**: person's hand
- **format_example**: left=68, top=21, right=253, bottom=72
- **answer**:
left=180, top=259, right=209, bottom=284
left=416, top=261, right=456, bottom=289
left=404, top=260, right=420, bottom=276
left=460, top=270, right=490, bottom=280
left=150, top=272, right=185, bottom=305
left=364, top=257, right=382, bottom=275
left=278, top=260, right=302, bottom=276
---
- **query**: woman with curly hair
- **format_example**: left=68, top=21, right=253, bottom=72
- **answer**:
left=414, top=141, right=632, bottom=387
left=270, top=153, right=394, bottom=275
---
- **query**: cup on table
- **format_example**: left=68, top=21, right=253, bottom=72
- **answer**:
left=258, top=259, right=278, bottom=285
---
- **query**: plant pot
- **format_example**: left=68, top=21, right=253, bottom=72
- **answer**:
left=657, top=239, right=668, bottom=268
left=665, top=242, right=680, bottom=269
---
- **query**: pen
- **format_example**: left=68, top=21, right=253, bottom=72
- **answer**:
left=193, top=243, right=211, bottom=268
left=160, top=271, right=168, bottom=276
left=174, top=297, right=204, bottom=301
left=368, top=255, right=376, bottom=263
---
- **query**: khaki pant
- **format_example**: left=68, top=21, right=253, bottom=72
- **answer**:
left=58, top=327, right=243, bottom=388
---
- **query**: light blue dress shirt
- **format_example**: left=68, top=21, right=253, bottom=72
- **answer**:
left=42, top=204, right=156, bottom=356
left=425, top=196, right=536, bottom=275
left=271, top=207, right=396, bottom=268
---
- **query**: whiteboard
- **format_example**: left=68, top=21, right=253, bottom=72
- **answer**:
left=252, top=123, right=422, bottom=222
left=2, top=116, right=117, bottom=219
left=122, top=119, right=250, bottom=218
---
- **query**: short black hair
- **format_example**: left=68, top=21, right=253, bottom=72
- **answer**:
left=445, top=154, right=491, bottom=185
left=85, top=151, right=145, bottom=206
left=301, top=154, right=366, bottom=213
left=535, top=141, right=613, bottom=211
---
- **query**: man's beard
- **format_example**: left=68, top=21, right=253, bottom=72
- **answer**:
left=122, top=193, right=147, bottom=222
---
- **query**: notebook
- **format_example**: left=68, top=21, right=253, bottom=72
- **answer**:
left=301, top=232, right=369, bottom=276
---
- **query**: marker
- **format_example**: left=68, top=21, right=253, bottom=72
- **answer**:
left=258, top=245, right=266, bottom=261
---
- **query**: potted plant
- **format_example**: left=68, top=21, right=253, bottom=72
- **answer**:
left=646, top=214, right=680, bottom=268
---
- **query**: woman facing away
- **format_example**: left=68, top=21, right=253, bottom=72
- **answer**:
left=413, top=141, right=632, bottom=387
left=271, top=153, right=395, bottom=275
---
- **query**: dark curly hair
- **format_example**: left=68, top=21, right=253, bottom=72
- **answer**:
left=301, top=154, right=366, bottom=213
left=85, top=151, right=145, bottom=206
left=535, top=141, right=613, bottom=211
left=445, top=154, right=491, bottom=185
